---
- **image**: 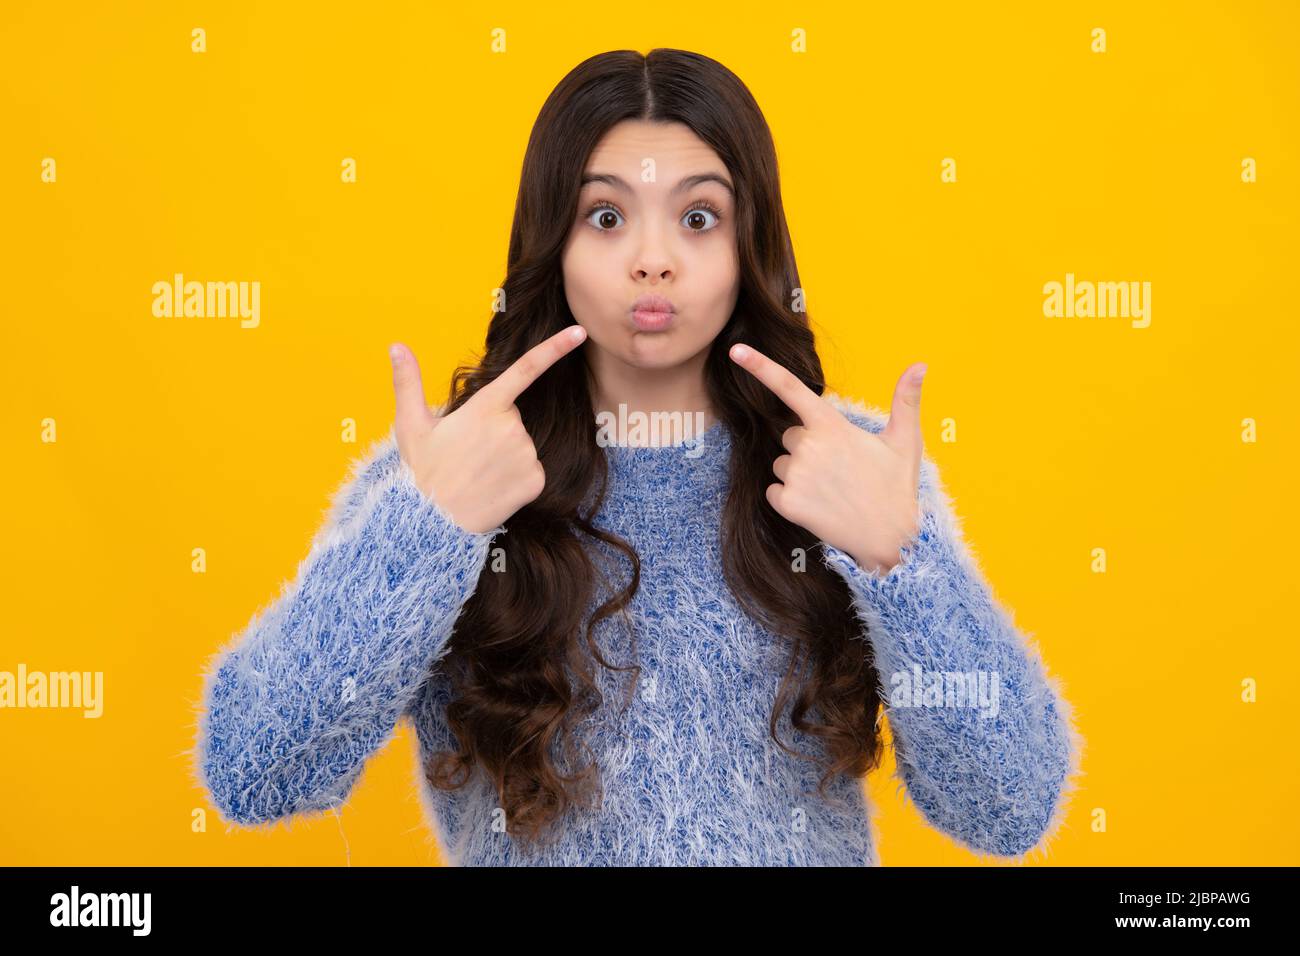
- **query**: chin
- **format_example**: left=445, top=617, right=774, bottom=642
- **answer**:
left=621, top=350, right=681, bottom=370
left=621, top=334, right=694, bottom=367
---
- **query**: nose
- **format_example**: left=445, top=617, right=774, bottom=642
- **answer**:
left=634, top=263, right=672, bottom=282
left=632, top=222, right=673, bottom=283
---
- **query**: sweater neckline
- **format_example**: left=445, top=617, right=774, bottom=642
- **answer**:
left=597, top=418, right=732, bottom=503
left=599, top=416, right=727, bottom=453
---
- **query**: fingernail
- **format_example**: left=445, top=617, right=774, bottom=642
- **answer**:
left=913, top=363, right=927, bottom=383
left=389, top=344, right=403, bottom=365
left=569, top=326, right=586, bottom=343
left=731, top=344, right=751, bottom=361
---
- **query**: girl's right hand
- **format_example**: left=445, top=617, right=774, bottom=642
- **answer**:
left=388, top=325, right=588, bottom=534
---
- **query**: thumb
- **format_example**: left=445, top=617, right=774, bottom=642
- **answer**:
left=389, top=343, right=429, bottom=440
left=881, top=362, right=926, bottom=466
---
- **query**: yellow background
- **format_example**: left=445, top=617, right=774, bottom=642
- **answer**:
left=2, top=1, right=1296, bottom=865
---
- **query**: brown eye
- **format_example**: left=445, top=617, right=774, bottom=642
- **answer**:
left=585, top=203, right=624, bottom=231
left=681, top=204, right=722, bottom=232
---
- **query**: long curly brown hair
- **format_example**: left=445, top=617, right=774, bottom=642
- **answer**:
left=423, top=47, right=885, bottom=849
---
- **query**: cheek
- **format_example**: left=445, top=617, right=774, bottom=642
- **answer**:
left=561, top=235, right=597, bottom=292
left=562, top=234, right=618, bottom=321
left=566, top=226, right=614, bottom=268
left=698, top=236, right=740, bottom=300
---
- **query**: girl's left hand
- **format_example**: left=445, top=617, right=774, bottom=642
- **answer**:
left=729, top=343, right=927, bottom=574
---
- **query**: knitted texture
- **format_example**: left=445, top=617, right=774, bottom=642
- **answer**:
left=191, top=391, right=1084, bottom=865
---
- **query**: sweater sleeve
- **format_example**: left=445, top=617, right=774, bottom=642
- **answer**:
left=190, top=424, right=503, bottom=827
left=818, top=395, right=1084, bottom=862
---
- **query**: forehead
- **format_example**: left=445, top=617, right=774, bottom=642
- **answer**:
left=582, top=119, right=728, bottom=180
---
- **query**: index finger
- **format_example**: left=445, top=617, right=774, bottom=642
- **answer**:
left=729, top=343, right=829, bottom=426
left=478, top=325, right=588, bottom=408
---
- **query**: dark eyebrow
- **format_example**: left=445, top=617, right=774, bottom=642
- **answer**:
left=580, top=171, right=734, bottom=198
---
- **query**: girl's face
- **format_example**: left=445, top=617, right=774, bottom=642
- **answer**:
left=561, top=119, right=741, bottom=374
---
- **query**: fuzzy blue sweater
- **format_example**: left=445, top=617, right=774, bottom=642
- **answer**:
left=192, top=391, right=1083, bottom=865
